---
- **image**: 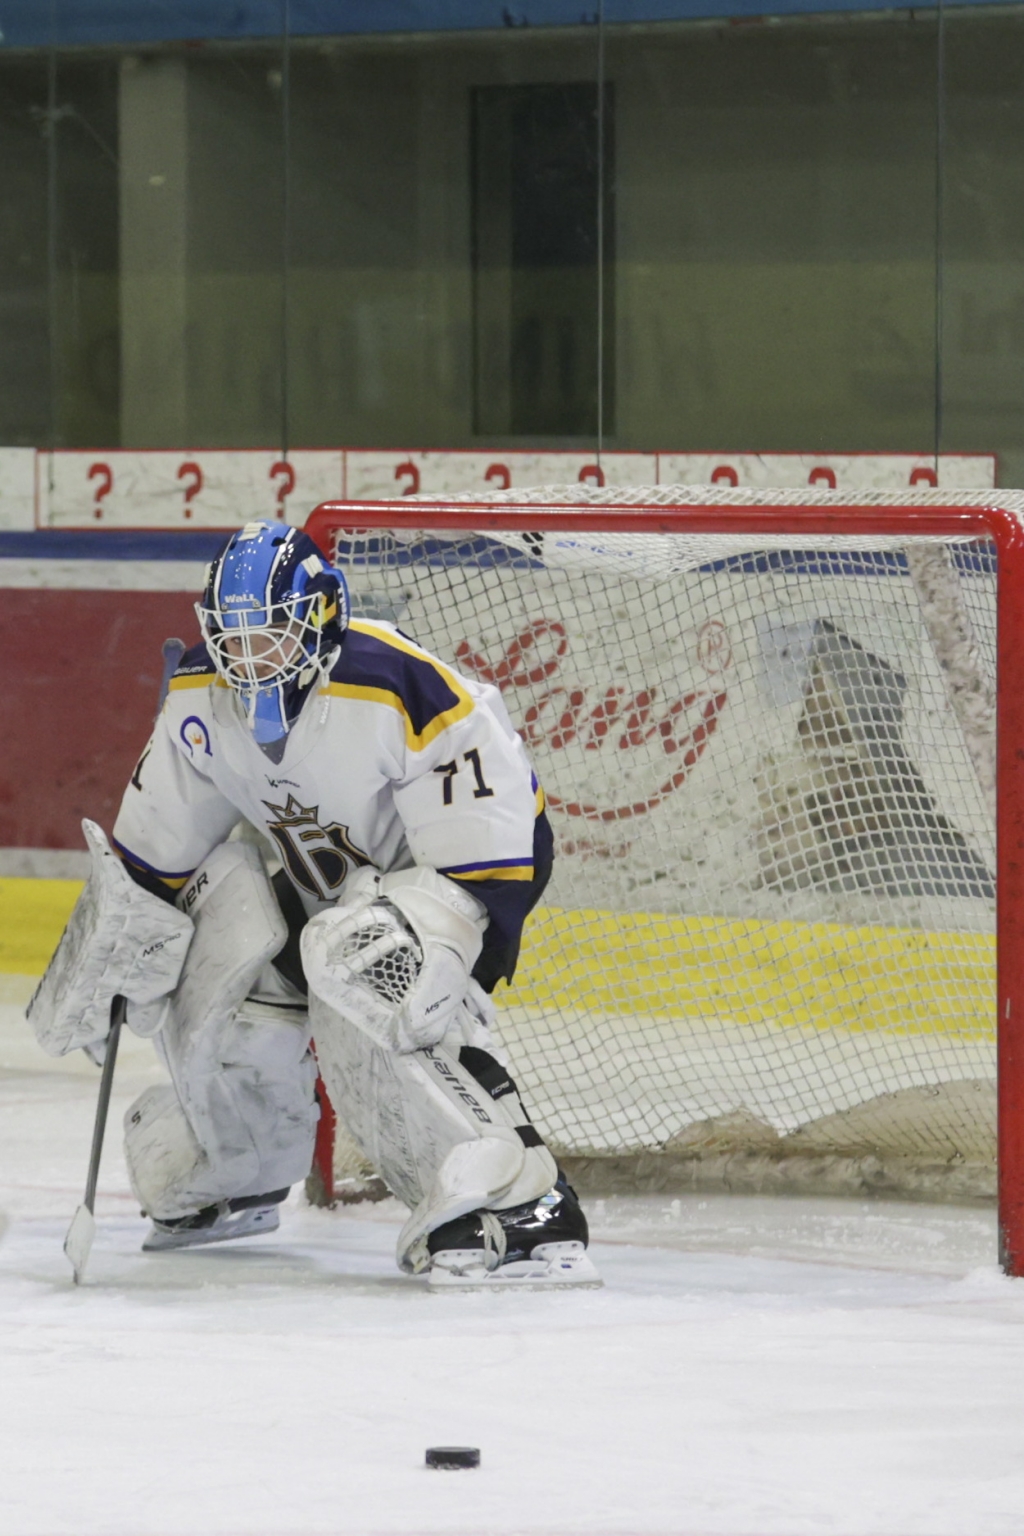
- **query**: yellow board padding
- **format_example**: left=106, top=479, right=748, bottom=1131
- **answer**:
left=507, top=906, right=996, bottom=1038
left=0, top=877, right=83, bottom=975
left=0, top=877, right=996, bottom=1040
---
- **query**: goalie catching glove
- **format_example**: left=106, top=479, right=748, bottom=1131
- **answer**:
left=27, top=819, right=194, bottom=1056
left=301, top=865, right=487, bottom=1052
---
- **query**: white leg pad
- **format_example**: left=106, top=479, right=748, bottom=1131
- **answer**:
left=125, top=1085, right=216, bottom=1217
left=124, top=844, right=318, bottom=1220
left=310, top=992, right=557, bottom=1272
left=125, top=1014, right=318, bottom=1218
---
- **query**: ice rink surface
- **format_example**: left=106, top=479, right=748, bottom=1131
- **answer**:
left=2, top=981, right=1023, bottom=1536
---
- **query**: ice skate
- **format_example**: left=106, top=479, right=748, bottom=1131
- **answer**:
left=425, top=1178, right=602, bottom=1290
left=142, top=1189, right=288, bottom=1252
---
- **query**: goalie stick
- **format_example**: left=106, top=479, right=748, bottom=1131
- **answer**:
left=158, top=637, right=186, bottom=708
left=63, top=994, right=127, bottom=1283
left=62, top=637, right=186, bottom=1283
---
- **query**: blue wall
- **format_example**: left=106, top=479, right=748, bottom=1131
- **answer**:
left=0, top=0, right=1008, bottom=51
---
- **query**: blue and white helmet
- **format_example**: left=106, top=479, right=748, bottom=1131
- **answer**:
left=197, top=521, right=349, bottom=746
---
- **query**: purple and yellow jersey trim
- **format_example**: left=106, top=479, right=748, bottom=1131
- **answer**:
left=112, top=837, right=194, bottom=893
left=321, top=621, right=474, bottom=750
left=441, top=856, right=535, bottom=884
left=168, top=672, right=222, bottom=693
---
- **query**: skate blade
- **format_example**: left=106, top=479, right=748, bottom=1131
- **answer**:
left=142, top=1205, right=280, bottom=1252
left=428, top=1250, right=603, bottom=1291
left=64, top=1204, right=95, bottom=1283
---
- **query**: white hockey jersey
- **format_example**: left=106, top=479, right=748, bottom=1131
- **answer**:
left=113, top=620, right=551, bottom=985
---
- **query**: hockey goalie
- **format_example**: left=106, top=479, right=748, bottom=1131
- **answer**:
left=27, top=519, right=598, bottom=1288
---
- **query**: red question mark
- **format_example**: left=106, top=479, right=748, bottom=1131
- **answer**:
left=808, top=466, right=837, bottom=489
left=88, top=462, right=113, bottom=519
left=485, top=463, right=511, bottom=490
left=711, top=465, right=739, bottom=486
left=177, top=462, right=203, bottom=519
left=578, top=464, right=605, bottom=488
left=395, top=460, right=420, bottom=495
left=270, top=460, right=296, bottom=518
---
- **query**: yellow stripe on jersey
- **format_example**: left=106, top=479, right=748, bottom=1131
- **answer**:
left=168, top=672, right=216, bottom=692
left=322, top=620, right=475, bottom=751
left=450, top=866, right=535, bottom=883
left=114, top=848, right=191, bottom=891
left=322, top=680, right=475, bottom=750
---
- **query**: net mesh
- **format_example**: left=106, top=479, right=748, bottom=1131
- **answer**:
left=314, top=486, right=1016, bottom=1202
left=340, top=908, right=422, bottom=1006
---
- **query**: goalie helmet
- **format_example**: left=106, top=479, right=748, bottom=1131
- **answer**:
left=197, top=520, right=350, bottom=747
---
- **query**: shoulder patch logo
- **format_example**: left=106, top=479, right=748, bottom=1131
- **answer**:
left=180, top=716, right=213, bottom=757
left=262, top=794, right=371, bottom=898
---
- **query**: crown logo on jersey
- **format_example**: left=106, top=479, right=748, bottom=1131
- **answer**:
left=262, top=794, right=371, bottom=898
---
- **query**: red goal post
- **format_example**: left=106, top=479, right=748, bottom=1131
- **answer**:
left=303, top=486, right=1024, bottom=1275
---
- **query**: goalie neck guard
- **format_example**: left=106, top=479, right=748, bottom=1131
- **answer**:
left=197, top=521, right=349, bottom=750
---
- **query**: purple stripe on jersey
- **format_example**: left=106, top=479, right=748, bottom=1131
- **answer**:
left=441, top=857, right=534, bottom=875
left=111, top=836, right=195, bottom=883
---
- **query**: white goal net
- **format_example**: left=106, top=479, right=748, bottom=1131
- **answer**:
left=308, top=485, right=1014, bottom=1204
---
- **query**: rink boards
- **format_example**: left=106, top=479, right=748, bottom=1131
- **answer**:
left=1, top=874, right=996, bottom=1174
left=1, top=876, right=993, bottom=1041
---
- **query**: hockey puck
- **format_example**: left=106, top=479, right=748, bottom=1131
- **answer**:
left=425, top=1446, right=480, bottom=1470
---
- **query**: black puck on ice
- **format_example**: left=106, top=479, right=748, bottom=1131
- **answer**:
left=425, top=1446, right=480, bottom=1470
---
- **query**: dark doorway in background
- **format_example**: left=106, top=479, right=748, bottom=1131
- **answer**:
left=472, top=81, right=614, bottom=439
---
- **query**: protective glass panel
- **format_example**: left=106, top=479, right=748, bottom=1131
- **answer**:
left=0, top=53, right=119, bottom=448
left=120, top=46, right=287, bottom=448
left=284, top=29, right=604, bottom=451
left=939, top=8, right=1024, bottom=488
left=615, top=18, right=942, bottom=459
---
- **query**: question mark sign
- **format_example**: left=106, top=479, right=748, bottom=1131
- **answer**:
left=394, top=460, right=421, bottom=496
left=88, top=462, right=113, bottom=520
left=270, top=460, right=296, bottom=519
left=177, top=462, right=203, bottom=519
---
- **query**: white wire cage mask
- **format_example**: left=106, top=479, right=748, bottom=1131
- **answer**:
left=195, top=592, right=331, bottom=698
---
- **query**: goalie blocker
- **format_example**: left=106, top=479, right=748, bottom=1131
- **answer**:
left=27, top=818, right=194, bottom=1057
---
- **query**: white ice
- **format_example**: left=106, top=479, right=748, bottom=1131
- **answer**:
left=2, top=976, right=1023, bottom=1536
